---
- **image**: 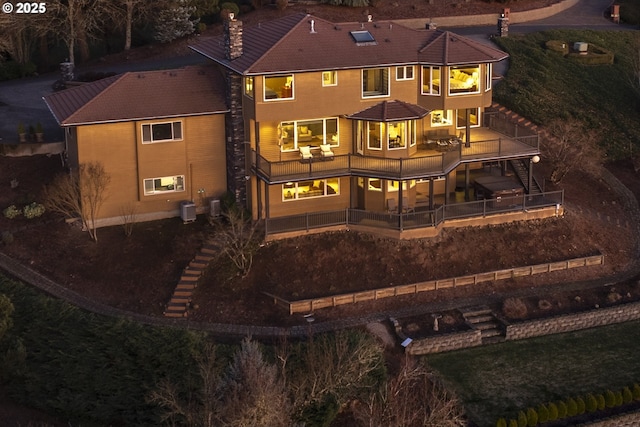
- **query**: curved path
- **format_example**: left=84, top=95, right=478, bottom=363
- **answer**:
left=1, top=0, right=640, bottom=339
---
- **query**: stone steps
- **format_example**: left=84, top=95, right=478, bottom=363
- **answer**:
left=163, top=241, right=220, bottom=318
left=460, top=305, right=505, bottom=344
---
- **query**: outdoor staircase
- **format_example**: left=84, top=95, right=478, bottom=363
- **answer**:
left=509, top=159, right=543, bottom=194
left=459, top=305, right=505, bottom=345
left=163, top=242, right=220, bottom=318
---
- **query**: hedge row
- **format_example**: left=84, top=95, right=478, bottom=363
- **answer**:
left=495, top=383, right=640, bottom=427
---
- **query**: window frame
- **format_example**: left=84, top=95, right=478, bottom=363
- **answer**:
left=448, top=64, right=481, bottom=96
left=456, top=108, right=480, bottom=129
left=244, top=76, right=254, bottom=98
left=141, top=121, right=183, bottom=144
left=322, top=70, right=338, bottom=87
left=279, top=117, right=339, bottom=152
left=485, top=63, right=492, bottom=92
left=264, top=74, right=294, bottom=101
left=396, top=66, right=414, bottom=81
left=282, top=178, right=340, bottom=201
left=367, top=122, right=382, bottom=150
left=421, top=66, right=441, bottom=96
left=362, top=67, right=390, bottom=98
left=431, top=110, right=453, bottom=127
left=143, top=175, right=185, bottom=196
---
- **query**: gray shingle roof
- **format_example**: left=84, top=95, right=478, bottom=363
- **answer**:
left=190, top=13, right=508, bottom=75
left=43, top=65, right=228, bottom=126
left=347, top=100, right=431, bottom=122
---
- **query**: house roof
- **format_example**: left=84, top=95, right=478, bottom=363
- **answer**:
left=43, top=65, right=229, bottom=126
left=347, top=100, right=431, bottom=122
left=189, top=13, right=508, bottom=75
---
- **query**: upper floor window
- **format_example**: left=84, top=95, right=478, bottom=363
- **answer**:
left=421, top=66, right=440, bottom=96
left=485, top=63, right=492, bottom=92
left=142, top=121, right=182, bottom=144
left=279, top=118, right=339, bottom=152
left=396, top=66, right=414, bottom=81
left=264, top=74, right=293, bottom=100
left=362, top=68, right=389, bottom=98
left=322, top=71, right=337, bottom=87
left=244, top=76, right=254, bottom=98
left=449, top=65, right=480, bottom=95
left=143, top=175, right=185, bottom=195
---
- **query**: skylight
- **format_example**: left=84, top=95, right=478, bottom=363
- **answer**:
left=350, top=30, right=376, bottom=46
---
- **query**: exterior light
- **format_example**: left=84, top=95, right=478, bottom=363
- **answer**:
left=532, top=155, right=540, bottom=163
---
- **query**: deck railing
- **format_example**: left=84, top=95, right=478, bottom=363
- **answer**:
left=264, top=190, right=564, bottom=236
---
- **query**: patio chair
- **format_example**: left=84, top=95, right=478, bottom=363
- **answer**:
left=402, top=196, right=414, bottom=213
left=299, top=146, right=313, bottom=162
left=387, top=198, right=397, bottom=213
left=319, top=143, right=334, bottom=160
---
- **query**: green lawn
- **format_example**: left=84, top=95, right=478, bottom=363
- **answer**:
left=426, top=320, right=640, bottom=426
left=493, top=30, right=640, bottom=158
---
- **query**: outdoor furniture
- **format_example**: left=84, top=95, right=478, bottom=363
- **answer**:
left=387, top=198, right=397, bottom=213
left=402, top=196, right=414, bottom=213
left=299, top=146, right=313, bottom=162
left=319, top=144, right=334, bottom=160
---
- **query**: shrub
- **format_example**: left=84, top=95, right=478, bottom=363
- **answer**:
left=3, top=205, right=21, bottom=219
left=545, top=39, right=569, bottom=55
left=547, top=401, right=558, bottom=421
left=556, top=400, right=567, bottom=418
left=502, top=297, right=528, bottom=319
left=605, top=389, right=616, bottom=408
left=576, top=396, right=586, bottom=415
left=623, top=386, right=633, bottom=404
left=596, top=393, right=606, bottom=411
left=509, top=420, right=518, bottom=427
left=496, top=418, right=507, bottom=427
left=566, top=397, right=578, bottom=417
left=220, top=1, right=240, bottom=15
left=537, top=403, right=549, bottom=424
left=615, top=390, right=624, bottom=406
left=526, top=407, right=538, bottom=427
left=517, top=411, right=527, bottom=427
left=633, top=383, right=640, bottom=400
left=275, top=0, right=287, bottom=10
left=23, top=202, right=45, bottom=219
left=585, top=393, right=598, bottom=413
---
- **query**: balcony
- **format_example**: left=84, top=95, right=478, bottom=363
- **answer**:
left=251, top=128, right=539, bottom=184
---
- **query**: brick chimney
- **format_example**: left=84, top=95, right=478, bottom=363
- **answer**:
left=224, top=14, right=243, bottom=61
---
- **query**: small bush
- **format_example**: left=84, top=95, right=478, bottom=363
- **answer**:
left=596, top=393, right=606, bottom=411
left=537, top=404, right=549, bottom=424
left=605, top=389, right=616, bottom=408
left=509, top=420, right=518, bottom=427
left=220, top=1, right=240, bottom=15
left=556, top=400, right=567, bottom=418
left=496, top=418, right=507, bottom=427
left=576, top=396, right=586, bottom=415
left=623, top=386, right=633, bottom=404
left=566, top=397, right=578, bottom=417
left=585, top=394, right=598, bottom=413
left=3, top=205, right=21, bottom=219
left=517, top=411, right=527, bottom=427
left=547, top=401, right=558, bottom=421
left=526, top=407, right=538, bottom=427
left=615, top=390, right=624, bottom=406
left=633, top=383, right=640, bottom=400
left=23, top=202, right=45, bottom=219
left=545, top=39, right=569, bottom=55
left=502, top=297, right=528, bottom=319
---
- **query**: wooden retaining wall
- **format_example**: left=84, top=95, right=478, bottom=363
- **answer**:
left=264, top=254, right=604, bottom=315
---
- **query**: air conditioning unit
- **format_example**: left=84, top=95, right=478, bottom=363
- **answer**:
left=574, top=42, right=588, bottom=54
left=180, top=201, right=196, bottom=223
left=210, top=199, right=221, bottom=218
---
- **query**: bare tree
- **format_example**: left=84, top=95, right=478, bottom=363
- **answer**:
left=43, top=162, right=110, bottom=242
left=0, top=11, right=48, bottom=64
left=213, top=207, right=260, bottom=277
left=218, top=337, right=291, bottom=427
left=541, top=118, right=604, bottom=184
left=353, top=357, right=467, bottom=427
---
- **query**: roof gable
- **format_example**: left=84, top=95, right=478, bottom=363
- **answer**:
left=418, top=31, right=508, bottom=65
left=44, top=65, right=228, bottom=126
left=348, top=100, right=431, bottom=122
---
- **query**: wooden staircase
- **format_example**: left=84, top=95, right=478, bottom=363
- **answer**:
left=459, top=305, right=505, bottom=345
left=163, top=243, right=220, bottom=318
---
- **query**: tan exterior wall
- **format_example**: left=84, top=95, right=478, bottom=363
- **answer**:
left=75, top=114, right=226, bottom=226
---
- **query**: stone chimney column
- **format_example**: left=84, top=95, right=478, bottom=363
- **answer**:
left=224, top=16, right=243, bottom=61
left=225, top=71, right=247, bottom=207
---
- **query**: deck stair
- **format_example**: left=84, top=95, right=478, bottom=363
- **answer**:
left=459, top=305, right=505, bottom=344
left=163, top=241, right=221, bottom=318
left=509, top=159, right=543, bottom=195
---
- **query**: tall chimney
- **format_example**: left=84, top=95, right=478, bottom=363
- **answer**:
left=224, top=14, right=243, bottom=60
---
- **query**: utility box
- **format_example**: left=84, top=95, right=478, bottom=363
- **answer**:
left=210, top=199, right=221, bottom=218
left=180, top=201, right=196, bottom=223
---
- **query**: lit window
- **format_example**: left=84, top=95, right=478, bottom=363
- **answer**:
left=244, top=76, right=254, bottom=97
left=431, top=110, right=453, bottom=127
left=387, top=180, right=415, bottom=192
left=456, top=108, right=480, bottom=128
left=362, top=68, right=389, bottom=98
left=279, top=118, right=339, bottom=152
left=142, top=121, right=182, bottom=143
left=264, top=74, right=294, bottom=100
left=396, top=66, right=414, bottom=81
left=485, top=63, right=492, bottom=92
left=143, top=175, right=185, bottom=195
left=421, top=66, right=440, bottom=96
left=449, top=65, right=480, bottom=95
left=322, top=71, right=337, bottom=87
left=282, top=178, right=340, bottom=201
left=367, top=122, right=381, bottom=150
left=387, top=122, right=406, bottom=149
left=368, top=178, right=382, bottom=192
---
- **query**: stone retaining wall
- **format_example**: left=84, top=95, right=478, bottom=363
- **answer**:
left=505, top=301, right=640, bottom=341
left=406, top=329, right=482, bottom=355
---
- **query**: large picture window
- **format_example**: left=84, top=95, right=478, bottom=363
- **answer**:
left=144, top=175, right=185, bottom=195
left=142, top=121, right=182, bottom=143
left=264, top=74, right=294, bottom=100
left=421, top=66, right=440, bottom=95
left=449, top=65, right=480, bottom=95
left=362, top=68, right=389, bottom=98
left=282, top=178, right=339, bottom=201
left=279, top=118, right=339, bottom=152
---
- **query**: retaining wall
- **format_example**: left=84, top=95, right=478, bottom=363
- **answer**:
left=406, top=329, right=482, bottom=355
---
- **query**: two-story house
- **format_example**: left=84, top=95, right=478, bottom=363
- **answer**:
left=190, top=13, right=557, bottom=237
